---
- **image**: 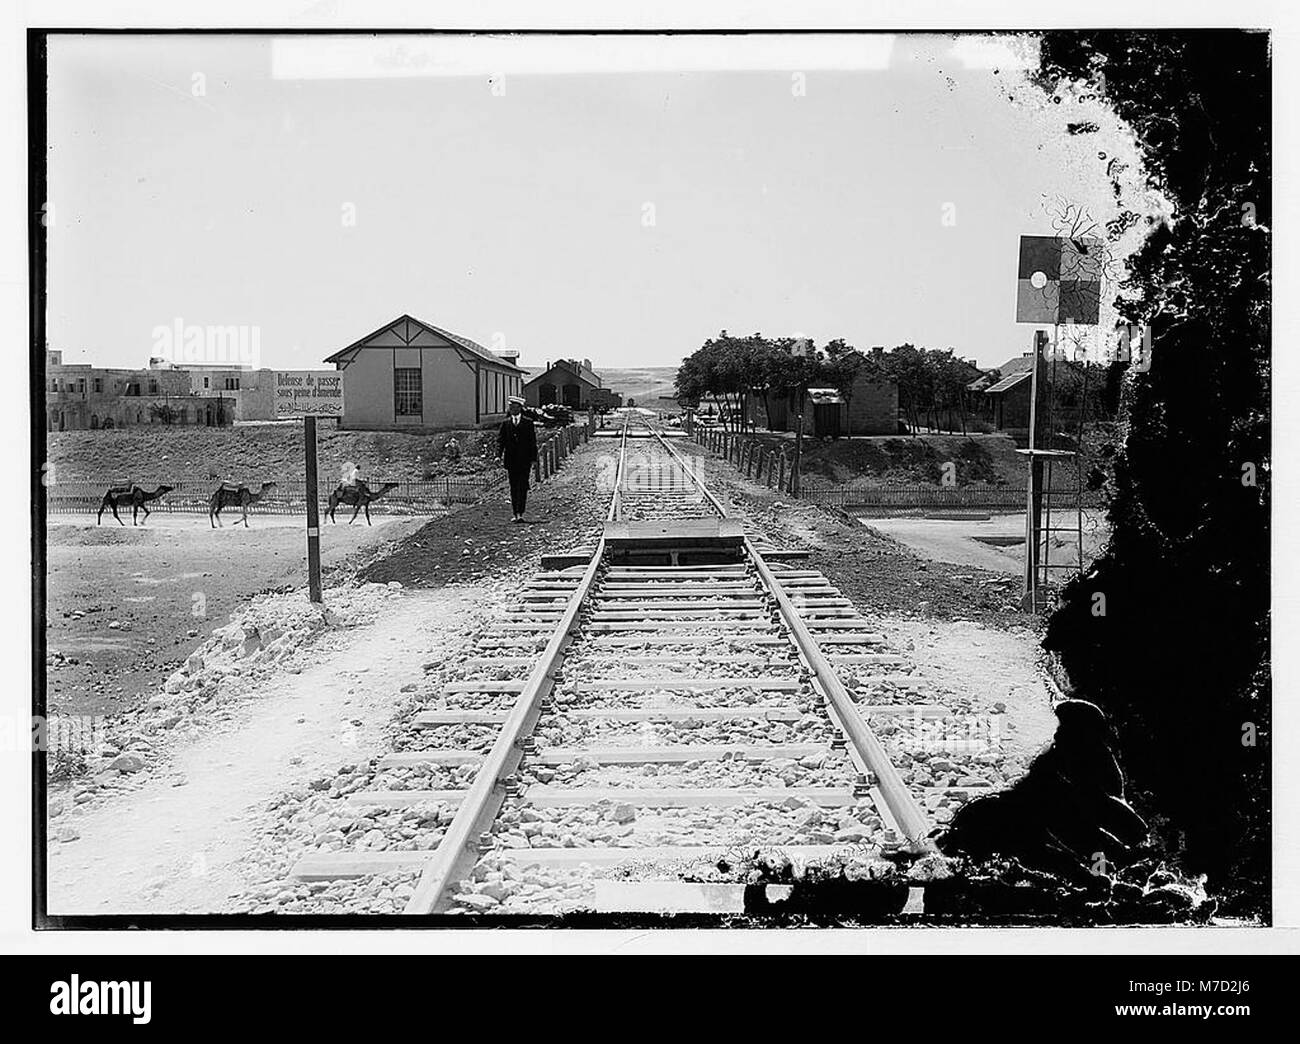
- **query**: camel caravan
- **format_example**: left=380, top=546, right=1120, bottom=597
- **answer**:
left=92, top=472, right=401, bottom=527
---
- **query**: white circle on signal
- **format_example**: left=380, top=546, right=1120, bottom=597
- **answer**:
left=1030, top=271, right=1048, bottom=289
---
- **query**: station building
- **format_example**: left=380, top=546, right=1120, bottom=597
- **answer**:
left=324, top=314, right=525, bottom=430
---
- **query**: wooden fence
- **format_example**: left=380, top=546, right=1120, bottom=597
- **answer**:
left=692, top=425, right=1101, bottom=514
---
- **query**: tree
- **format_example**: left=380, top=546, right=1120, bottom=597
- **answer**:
left=1030, top=31, right=1268, bottom=915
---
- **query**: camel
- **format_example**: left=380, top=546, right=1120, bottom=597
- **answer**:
left=327, top=480, right=399, bottom=526
left=96, top=484, right=174, bottom=526
left=209, top=481, right=277, bottom=528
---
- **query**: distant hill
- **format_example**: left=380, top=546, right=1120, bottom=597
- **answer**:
left=599, top=367, right=679, bottom=405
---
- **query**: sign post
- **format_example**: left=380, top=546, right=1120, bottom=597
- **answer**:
left=1015, top=233, right=1102, bottom=609
left=273, top=370, right=344, bottom=606
left=304, top=415, right=322, bottom=604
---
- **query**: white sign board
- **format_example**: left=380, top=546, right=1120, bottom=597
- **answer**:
left=274, top=370, right=344, bottom=418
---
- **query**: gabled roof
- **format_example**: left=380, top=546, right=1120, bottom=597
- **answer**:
left=324, top=314, right=523, bottom=370
left=993, top=352, right=1038, bottom=376
left=522, top=358, right=602, bottom=389
left=984, top=371, right=1032, bottom=395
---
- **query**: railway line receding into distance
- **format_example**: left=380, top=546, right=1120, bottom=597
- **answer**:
left=285, top=415, right=964, bottom=917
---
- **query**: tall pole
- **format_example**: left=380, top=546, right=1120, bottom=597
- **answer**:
left=1023, top=329, right=1048, bottom=608
left=791, top=382, right=805, bottom=498
left=304, top=415, right=322, bottom=604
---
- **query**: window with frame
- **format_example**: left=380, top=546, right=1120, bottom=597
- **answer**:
left=394, top=367, right=422, bottom=417
left=93, top=378, right=103, bottom=393
left=225, top=377, right=240, bottom=391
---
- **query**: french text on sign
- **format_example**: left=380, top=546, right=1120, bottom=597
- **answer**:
left=274, top=370, right=345, bottom=418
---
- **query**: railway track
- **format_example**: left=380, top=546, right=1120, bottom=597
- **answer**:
left=289, top=415, right=937, bottom=915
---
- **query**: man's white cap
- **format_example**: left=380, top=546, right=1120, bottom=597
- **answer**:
left=508, top=395, right=525, bottom=405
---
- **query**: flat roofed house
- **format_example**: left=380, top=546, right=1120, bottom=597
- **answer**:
left=45, top=355, right=234, bottom=431
left=523, top=358, right=603, bottom=410
left=324, top=314, right=525, bottom=430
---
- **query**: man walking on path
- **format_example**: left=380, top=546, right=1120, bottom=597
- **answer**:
left=497, top=396, right=538, bottom=522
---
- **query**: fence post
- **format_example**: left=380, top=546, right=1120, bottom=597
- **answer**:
left=778, top=453, right=786, bottom=493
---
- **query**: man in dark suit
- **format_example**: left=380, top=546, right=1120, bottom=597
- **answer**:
left=497, top=396, right=539, bottom=522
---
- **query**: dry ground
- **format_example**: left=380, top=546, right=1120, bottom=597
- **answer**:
left=44, top=514, right=427, bottom=719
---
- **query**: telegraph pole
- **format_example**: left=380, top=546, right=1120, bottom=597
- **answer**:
left=790, top=338, right=810, bottom=498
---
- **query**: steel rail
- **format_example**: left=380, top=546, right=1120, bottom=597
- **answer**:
left=404, top=424, right=627, bottom=913
left=648, top=426, right=934, bottom=849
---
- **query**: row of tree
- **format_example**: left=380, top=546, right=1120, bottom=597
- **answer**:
left=673, top=332, right=992, bottom=434
left=675, top=331, right=1133, bottom=436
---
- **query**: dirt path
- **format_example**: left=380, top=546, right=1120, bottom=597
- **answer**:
left=45, top=515, right=426, bottom=718
left=46, top=585, right=497, bottom=915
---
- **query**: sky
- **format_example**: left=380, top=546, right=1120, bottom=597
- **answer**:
left=44, top=33, right=1151, bottom=373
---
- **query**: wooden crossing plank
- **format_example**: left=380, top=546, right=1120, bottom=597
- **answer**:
left=828, top=654, right=907, bottom=666
left=611, top=572, right=754, bottom=579
left=565, top=706, right=801, bottom=723
left=857, top=704, right=947, bottom=717
left=524, top=786, right=857, bottom=808
left=811, top=633, right=887, bottom=645
left=493, top=844, right=846, bottom=868
left=805, top=620, right=877, bottom=630
left=597, top=587, right=756, bottom=597
left=575, top=677, right=800, bottom=692
left=595, top=598, right=766, bottom=609
left=536, top=743, right=828, bottom=765
left=607, top=655, right=784, bottom=666
left=589, top=609, right=768, bottom=621
left=589, top=635, right=789, bottom=647
left=590, top=620, right=773, bottom=632
left=465, top=657, right=535, bottom=667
